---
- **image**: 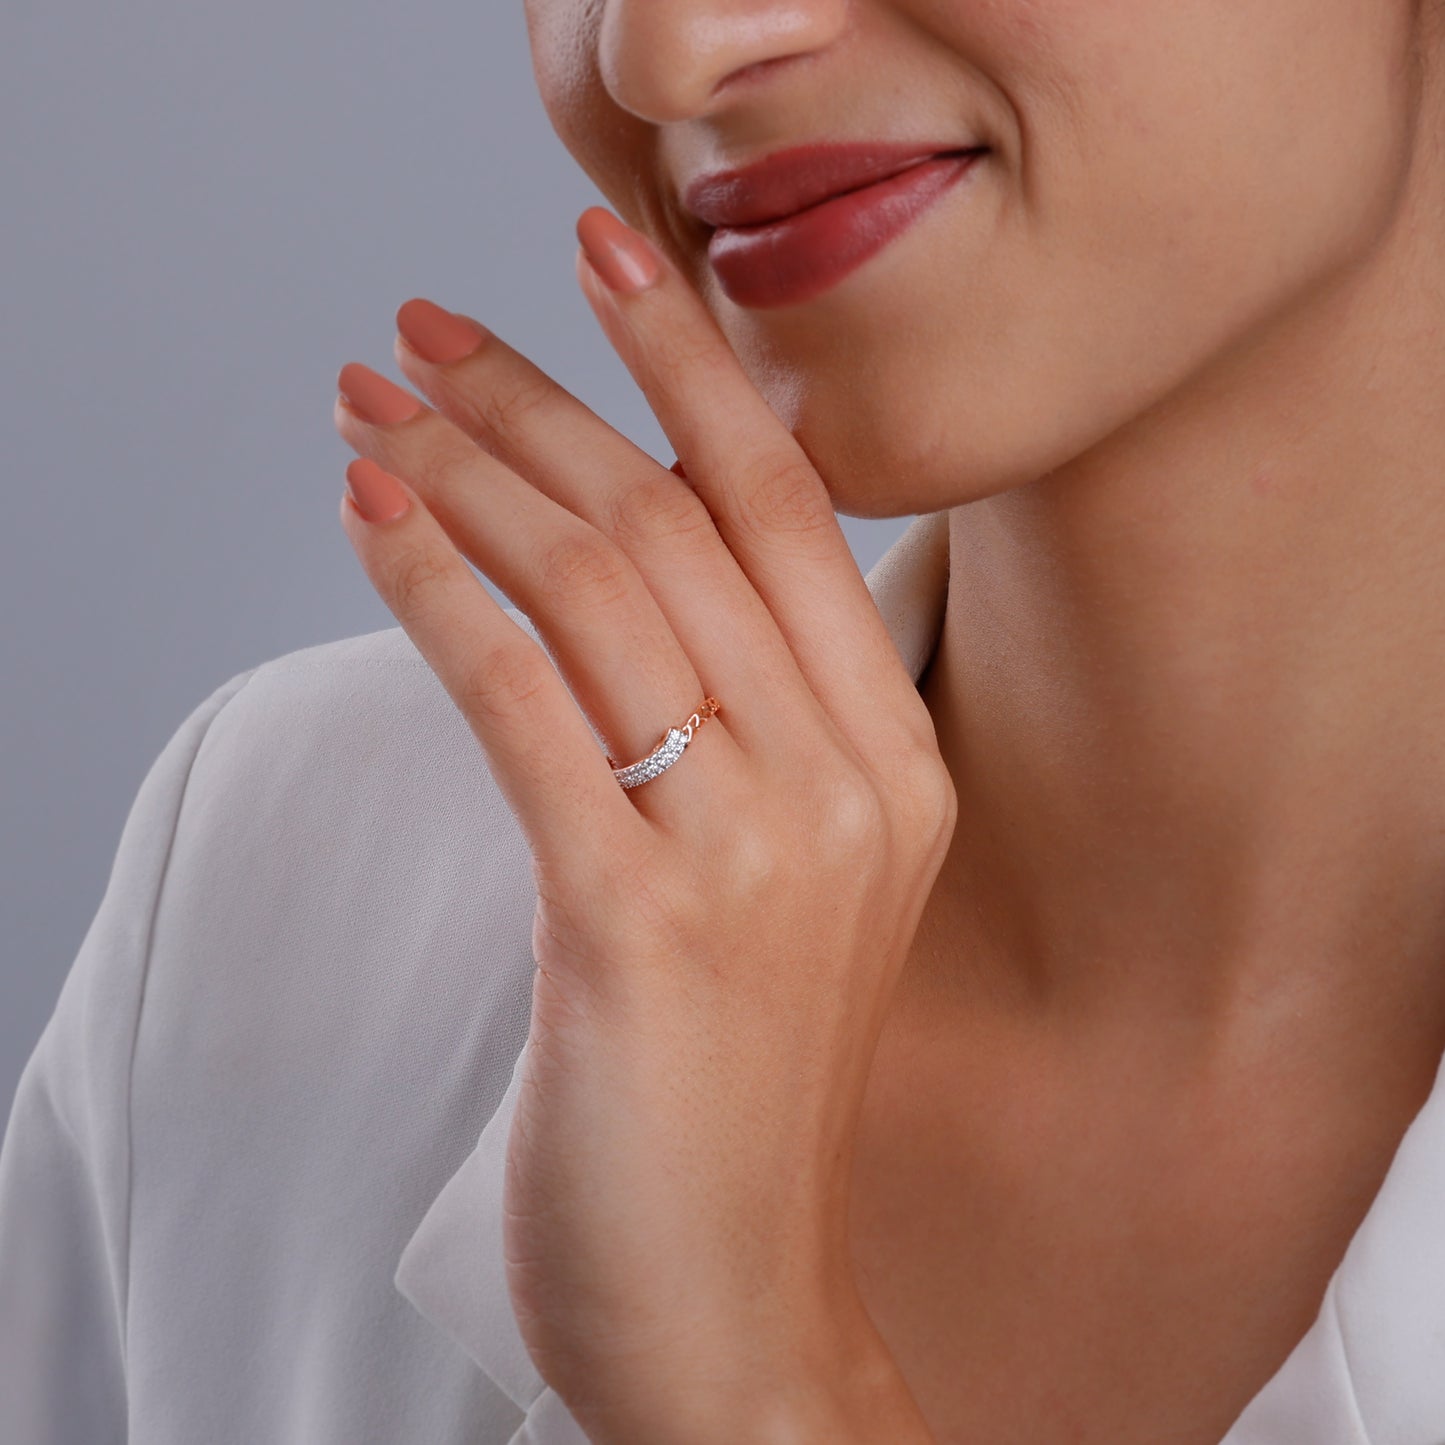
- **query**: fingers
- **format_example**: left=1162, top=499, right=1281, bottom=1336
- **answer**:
left=333, top=376, right=746, bottom=824
left=336, top=198, right=947, bottom=822
left=570, top=208, right=941, bottom=765
left=387, top=299, right=814, bottom=759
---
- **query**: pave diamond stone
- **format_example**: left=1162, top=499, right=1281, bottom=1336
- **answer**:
left=611, top=727, right=688, bottom=789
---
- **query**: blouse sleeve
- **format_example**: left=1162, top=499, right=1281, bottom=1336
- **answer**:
left=0, top=665, right=258, bottom=1445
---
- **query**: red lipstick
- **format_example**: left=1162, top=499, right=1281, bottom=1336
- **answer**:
left=684, top=142, right=987, bottom=309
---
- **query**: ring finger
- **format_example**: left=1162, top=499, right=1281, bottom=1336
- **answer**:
left=334, top=370, right=745, bottom=822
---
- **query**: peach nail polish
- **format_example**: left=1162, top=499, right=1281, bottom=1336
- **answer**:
left=336, top=363, right=424, bottom=425
left=344, top=458, right=410, bottom=524
left=576, top=207, right=661, bottom=294
left=395, top=299, right=489, bottom=365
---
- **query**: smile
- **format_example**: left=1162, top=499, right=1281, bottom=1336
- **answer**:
left=705, top=149, right=987, bottom=309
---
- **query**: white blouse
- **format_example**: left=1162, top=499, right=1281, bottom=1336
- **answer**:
left=2, top=509, right=1442, bottom=1445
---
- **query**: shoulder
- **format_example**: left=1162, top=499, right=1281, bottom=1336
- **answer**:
left=204, top=611, right=529, bottom=780
left=154, top=611, right=544, bottom=984
left=1, top=617, right=549, bottom=1436
left=187, top=610, right=544, bottom=865
left=127, top=614, right=543, bottom=1236
left=30, top=609, right=547, bottom=1125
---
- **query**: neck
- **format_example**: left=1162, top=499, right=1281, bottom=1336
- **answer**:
left=910, top=130, right=1445, bottom=1102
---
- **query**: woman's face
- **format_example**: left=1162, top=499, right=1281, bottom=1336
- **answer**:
left=522, top=0, right=1435, bottom=518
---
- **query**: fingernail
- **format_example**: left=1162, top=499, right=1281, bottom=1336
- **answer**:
left=337, top=363, right=424, bottom=425
left=576, top=207, right=661, bottom=295
left=395, top=298, right=489, bottom=365
left=344, top=458, right=411, bottom=524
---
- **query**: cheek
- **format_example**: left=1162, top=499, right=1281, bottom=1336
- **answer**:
left=930, top=0, right=1414, bottom=287
left=736, top=1, right=1418, bottom=518
left=877, top=0, right=1406, bottom=403
left=1040, top=0, right=1412, bottom=259
left=525, top=0, right=603, bottom=143
left=525, top=0, right=660, bottom=226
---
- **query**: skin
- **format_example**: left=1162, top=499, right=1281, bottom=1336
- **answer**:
left=524, top=0, right=1445, bottom=1142
left=331, top=0, right=1445, bottom=1437
left=517, top=0, right=1445, bottom=1433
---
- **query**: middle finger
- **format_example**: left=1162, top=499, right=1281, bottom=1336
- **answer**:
left=386, top=299, right=817, bottom=755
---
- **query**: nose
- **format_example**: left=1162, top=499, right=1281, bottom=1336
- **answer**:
left=597, top=0, right=849, bottom=124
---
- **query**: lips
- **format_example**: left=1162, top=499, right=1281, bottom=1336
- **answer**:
left=700, top=148, right=987, bottom=309
left=684, top=141, right=986, bottom=229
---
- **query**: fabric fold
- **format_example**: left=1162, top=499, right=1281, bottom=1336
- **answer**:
left=394, top=1036, right=548, bottom=1419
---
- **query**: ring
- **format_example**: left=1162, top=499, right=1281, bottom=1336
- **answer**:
left=607, top=697, right=721, bottom=790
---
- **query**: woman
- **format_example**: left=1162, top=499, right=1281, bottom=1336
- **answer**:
left=5, top=1, right=1445, bottom=1441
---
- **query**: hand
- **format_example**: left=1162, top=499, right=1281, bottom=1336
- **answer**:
left=331, top=207, right=955, bottom=1442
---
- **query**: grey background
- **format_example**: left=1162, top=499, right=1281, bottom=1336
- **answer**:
left=2, top=1, right=912, bottom=1118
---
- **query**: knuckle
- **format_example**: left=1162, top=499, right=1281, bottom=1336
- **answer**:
left=731, top=452, right=835, bottom=545
left=475, top=369, right=555, bottom=438
left=605, top=471, right=716, bottom=552
left=818, top=770, right=888, bottom=854
left=532, top=528, right=635, bottom=610
left=388, top=544, right=458, bottom=620
left=410, top=439, right=478, bottom=498
left=892, top=749, right=959, bottom=846
left=458, top=640, right=552, bottom=724
left=649, top=325, right=728, bottom=378
left=718, top=822, right=790, bottom=900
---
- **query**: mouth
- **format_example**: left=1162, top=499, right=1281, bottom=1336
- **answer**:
left=702, top=148, right=989, bottom=310
left=739, top=144, right=988, bottom=229
left=684, top=142, right=990, bottom=230
left=710, top=147, right=984, bottom=232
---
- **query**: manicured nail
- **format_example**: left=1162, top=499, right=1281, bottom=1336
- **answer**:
left=337, top=363, right=424, bottom=425
left=344, top=458, right=411, bottom=524
left=395, top=298, right=489, bottom=365
left=576, top=207, right=661, bottom=295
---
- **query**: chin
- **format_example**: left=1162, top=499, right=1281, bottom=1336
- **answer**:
left=771, top=373, right=1033, bottom=519
left=715, top=279, right=1060, bottom=519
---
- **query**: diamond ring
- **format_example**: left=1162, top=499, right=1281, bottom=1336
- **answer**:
left=607, top=697, right=721, bottom=790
